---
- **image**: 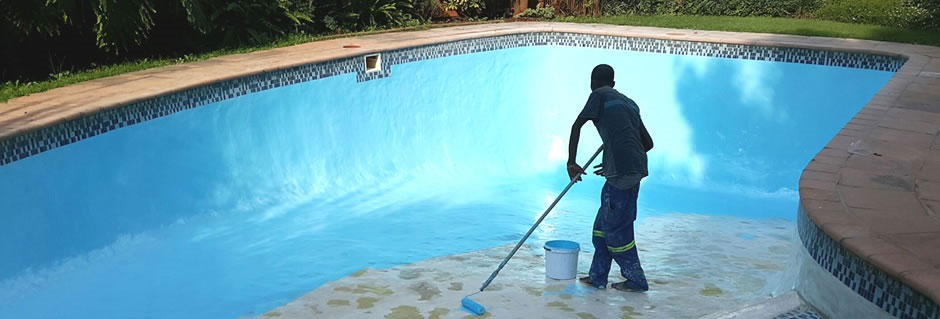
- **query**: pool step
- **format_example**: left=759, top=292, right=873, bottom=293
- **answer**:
left=699, top=291, right=824, bottom=319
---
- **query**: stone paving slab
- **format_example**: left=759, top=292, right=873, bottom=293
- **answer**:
left=799, top=34, right=940, bottom=300
left=2, top=21, right=940, bottom=305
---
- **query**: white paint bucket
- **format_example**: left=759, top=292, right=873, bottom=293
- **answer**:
left=544, top=240, right=580, bottom=280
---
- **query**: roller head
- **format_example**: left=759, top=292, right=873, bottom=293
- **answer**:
left=461, top=296, right=486, bottom=315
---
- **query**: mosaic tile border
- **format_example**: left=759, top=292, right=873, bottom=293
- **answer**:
left=798, top=206, right=940, bottom=319
left=0, top=32, right=906, bottom=167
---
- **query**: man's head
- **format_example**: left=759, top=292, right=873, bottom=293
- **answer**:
left=590, top=64, right=615, bottom=90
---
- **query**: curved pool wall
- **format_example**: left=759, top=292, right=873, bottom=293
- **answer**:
left=797, top=206, right=940, bottom=319
left=0, top=33, right=904, bottom=318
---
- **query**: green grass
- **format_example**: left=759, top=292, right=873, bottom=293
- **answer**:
left=3, top=16, right=938, bottom=103
left=0, top=25, right=434, bottom=103
left=558, top=15, right=940, bottom=46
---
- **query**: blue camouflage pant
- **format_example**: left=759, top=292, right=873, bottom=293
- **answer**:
left=588, top=182, right=649, bottom=290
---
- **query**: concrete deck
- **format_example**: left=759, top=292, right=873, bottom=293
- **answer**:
left=2, top=21, right=939, bottom=306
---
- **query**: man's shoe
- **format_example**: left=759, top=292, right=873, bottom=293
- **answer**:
left=611, top=281, right=648, bottom=292
left=579, top=276, right=606, bottom=289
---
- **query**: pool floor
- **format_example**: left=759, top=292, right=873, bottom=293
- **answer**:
left=257, top=213, right=796, bottom=319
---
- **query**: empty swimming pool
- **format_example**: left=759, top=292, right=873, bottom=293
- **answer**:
left=0, top=33, right=898, bottom=318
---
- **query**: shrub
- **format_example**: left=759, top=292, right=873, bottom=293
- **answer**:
left=1, top=0, right=424, bottom=84
left=322, top=0, right=415, bottom=31
left=183, top=0, right=313, bottom=45
left=1, top=0, right=65, bottom=39
left=518, top=6, right=557, bottom=18
left=442, top=0, right=486, bottom=17
left=910, top=0, right=940, bottom=29
left=599, top=0, right=821, bottom=17
left=411, top=0, right=447, bottom=21
left=814, top=0, right=929, bottom=29
left=600, top=0, right=674, bottom=15
left=482, top=0, right=513, bottom=18
left=554, top=0, right=602, bottom=16
left=675, top=0, right=821, bottom=17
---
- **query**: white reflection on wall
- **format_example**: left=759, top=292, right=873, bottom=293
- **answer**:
left=733, top=60, right=787, bottom=122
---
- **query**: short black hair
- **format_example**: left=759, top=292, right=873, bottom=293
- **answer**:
left=591, top=64, right=614, bottom=84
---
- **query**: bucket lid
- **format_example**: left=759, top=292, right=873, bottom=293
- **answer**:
left=544, top=240, right=580, bottom=253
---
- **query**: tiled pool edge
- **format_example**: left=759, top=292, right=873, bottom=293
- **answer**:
left=0, top=32, right=905, bottom=166
left=1, top=22, right=938, bottom=317
left=792, top=25, right=940, bottom=317
left=798, top=206, right=939, bottom=318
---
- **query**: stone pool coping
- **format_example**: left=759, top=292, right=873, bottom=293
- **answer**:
left=1, top=21, right=939, bottom=306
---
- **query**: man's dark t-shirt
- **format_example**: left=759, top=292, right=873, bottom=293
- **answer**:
left=578, top=86, right=651, bottom=190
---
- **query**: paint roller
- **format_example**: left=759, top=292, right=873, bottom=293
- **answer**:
left=461, top=145, right=603, bottom=316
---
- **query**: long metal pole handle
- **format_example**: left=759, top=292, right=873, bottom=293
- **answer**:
left=478, top=144, right=604, bottom=292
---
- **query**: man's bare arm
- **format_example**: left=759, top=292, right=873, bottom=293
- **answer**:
left=568, top=117, right=591, bottom=181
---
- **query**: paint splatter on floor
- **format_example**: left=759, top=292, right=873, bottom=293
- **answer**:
left=410, top=282, right=442, bottom=301
left=461, top=312, right=491, bottom=319
left=546, top=301, right=575, bottom=312
left=524, top=287, right=543, bottom=296
left=385, top=305, right=421, bottom=319
left=326, top=299, right=350, bottom=307
left=621, top=306, right=644, bottom=318
left=353, top=284, right=394, bottom=296
left=700, top=283, right=724, bottom=297
left=428, top=308, right=450, bottom=319
left=356, top=297, right=379, bottom=309
left=576, top=312, right=597, bottom=319
left=253, top=214, right=795, bottom=319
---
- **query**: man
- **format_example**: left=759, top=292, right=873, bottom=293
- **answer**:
left=567, top=64, right=654, bottom=292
